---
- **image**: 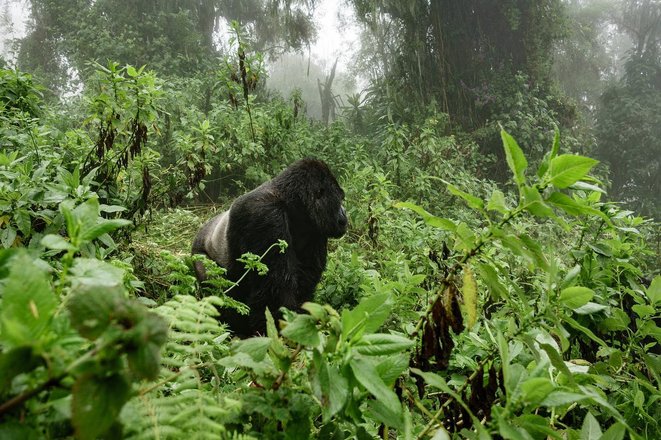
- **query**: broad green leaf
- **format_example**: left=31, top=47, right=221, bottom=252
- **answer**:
left=301, top=302, right=328, bottom=321
left=1, top=226, right=17, bottom=248
left=41, top=234, right=76, bottom=251
left=368, top=398, right=405, bottom=431
left=647, top=276, right=661, bottom=304
left=522, top=186, right=555, bottom=218
left=520, top=377, right=555, bottom=405
left=281, top=314, right=320, bottom=346
left=487, top=189, right=509, bottom=214
left=631, top=304, right=655, bottom=318
left=501, top=129, right=528, bottom=185
left=126, top=313, right=168, bottom=380
left=80, top=218, right=132, bottom=242
left=67, top=284, right=124, bottom=340
left=72, top=373, right=131, bottom=440
left=350, top=357, right=401, bottom=416
left=514, top=415, right=559, bottom=439
left=0, top=347, right=42, bottom=391
left=540, top=391, right=589, bottom=407
left=454, top=222, right=477, bottom=251
left=232, top=336, right=272, bottom=361
left=312, top=355, right=348, bottom=421
left=505, top=363, right=528, bottom=400
left=265, top=308, right=289, bottom=367
left=126, top=65, right=138, bottom=77
left=581, top=412, right=602, bottom=440
left=599, top=422, right=625, bottom=440
left=394, top=202, right=456, bottom=231
left=477, top=263, right=509, bottom=301
left=560, top=286, right=594, bottom=309
left=549, top=155, right=598, bottom=189
left=375, top=353, right=409, bottom=386
left=0, top=253, right=57, bottom=347
left=354, top=333, right=414, bottom=356
left=564, top=316, right=608, bottom=347
left=341, top=293, right=392, bottom=341
left=497, top=415, right=530, bottom=440
left=69, top=258, right=125, bottom=288
left=539, top=343, right=576, bottom=386
left=446, top=183, right=484, bottom=211
left=547, top=192, right=609, bottom=224
left=462, top=265, right=478, bottom=329
left=14, top=209, right=31, bottom=235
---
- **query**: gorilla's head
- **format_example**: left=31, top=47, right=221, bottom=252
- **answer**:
left=276, top=158, right=347, bottom=239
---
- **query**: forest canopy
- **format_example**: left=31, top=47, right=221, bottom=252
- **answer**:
left=0, top=0, right=659, bottom=439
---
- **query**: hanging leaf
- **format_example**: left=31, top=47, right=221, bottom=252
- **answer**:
left=501, top=129, right=528, bottom=186
left=462, top=265, right=478, bottom=329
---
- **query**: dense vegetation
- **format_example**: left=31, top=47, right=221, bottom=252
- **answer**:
left=1, top=1, right=660, bottom=439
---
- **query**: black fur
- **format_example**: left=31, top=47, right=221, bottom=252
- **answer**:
left=192, top=158, right=347, bottom=336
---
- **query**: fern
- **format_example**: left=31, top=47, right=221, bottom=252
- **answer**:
left=121, top=295, right=237, bottom=438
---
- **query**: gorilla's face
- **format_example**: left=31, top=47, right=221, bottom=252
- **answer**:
left=303, top=162, right=347, bottom=239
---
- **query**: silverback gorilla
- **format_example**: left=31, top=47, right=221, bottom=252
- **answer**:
left=192, top=159, right=347, bottom=337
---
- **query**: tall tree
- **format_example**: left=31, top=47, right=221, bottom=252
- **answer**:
left=595, top=0, right=661, bottom=217
left=17, top=0, right=317, bottom=92
left=350, top=0, right=567, bottom=129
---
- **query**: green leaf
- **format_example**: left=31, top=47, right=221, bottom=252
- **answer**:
left=540, top=391, right=589, bottom=407
left=41, top=234, right=76, bottom=251
left=446, top=183, right=484, bottom=211
left=301, top=302, right=328, bottom=321
left=550, top=128, right=560, bottom=159
left=354, top=333, right=414, bottom=356
left=501, top=129, right=528, bottom=185
left=350, top=356, right=401, bottom=416
left=520, top=377, right=555, bottom=405
left=281, top=315, right=320, bottom=346
left=69, top=258, right=126, bottom=288
left=477, top=263, right=509, bottom=301
left=522, top=186, right=555, bottom=218
left=564, top=316, right=608, bottom=347
left=312, top=354, right=349, bottom=421
left=547, top=192, right=600, bottom=217
left=0, top=347, right=42, bottom=392
left=599, top=422, right=625, bottom=440
left=14, top=209, right=31, bottom=235
left=126, top=313, right=168, bottom=380
left=647, top=276, right=661, bottom=304
left=539, top=343, right=576, bottom=386
left=1, top=226, right=17, bottom=248
left=462, top=265, right=478, bottom=329
left=0, top=253, right=57, bottom=347
left=67, top=284, right=124, bottom=340
left=80, top=218, right=132, bottom=242
left=497, top=416, right=530, bottom=440
left=232, top=337, right=272, bottom=361
left=548, top=155, right=598, bottom=189
left=559, top=286, right=594, bottom=309
left=487, top=189, right=509, bottom=214
left=581, top=412, right=602, bottom=440
left=72, top=373, right=131, bottom=440
left=394, top=202, right=456, bottom=231
left=126, top=65, right=138, bottom=77
left=341, top=293, right=392, bottom=341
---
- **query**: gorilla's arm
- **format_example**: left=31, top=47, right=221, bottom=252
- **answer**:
left=227, top=193, right=300, bottom=312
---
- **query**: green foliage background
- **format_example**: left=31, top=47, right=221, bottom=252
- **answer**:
left=0, top=1, right=660, bottom=439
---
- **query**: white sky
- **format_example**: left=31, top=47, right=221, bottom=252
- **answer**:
left=310, top=0, right=360, bottom=73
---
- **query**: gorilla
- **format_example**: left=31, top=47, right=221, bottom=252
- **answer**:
left=192, top=158, right=347, bottom=337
